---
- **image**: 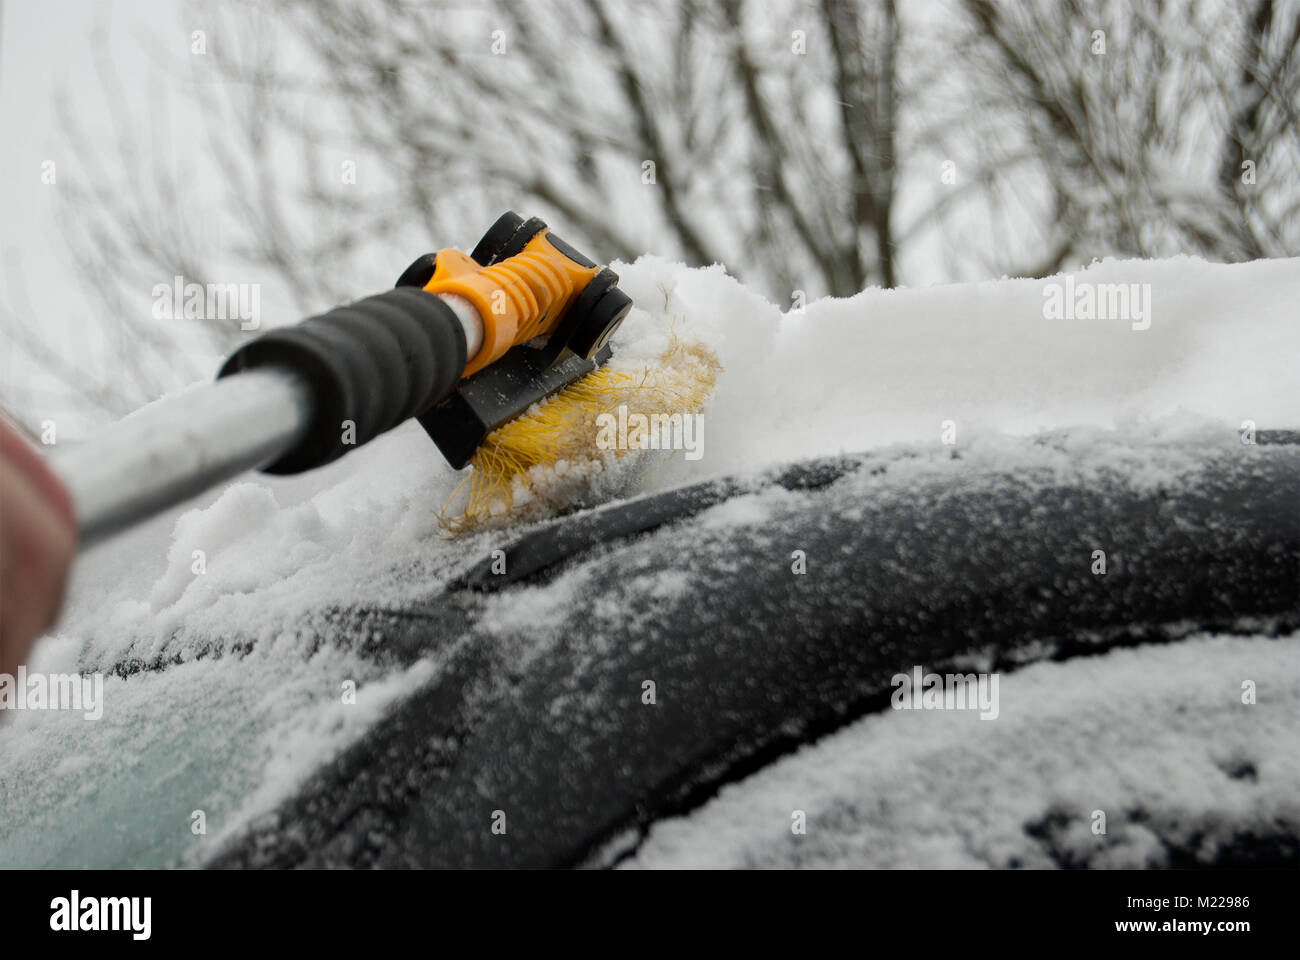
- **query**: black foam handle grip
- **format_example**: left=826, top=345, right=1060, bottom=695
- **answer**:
left=217, top=287, right=467, bottom=474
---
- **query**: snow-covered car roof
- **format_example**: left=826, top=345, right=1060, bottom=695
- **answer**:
left=2, top=257, right=1296, bottom=868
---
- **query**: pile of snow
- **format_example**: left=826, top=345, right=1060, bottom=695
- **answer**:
left=0, top=254, right=1295, bottom=867
left=616, top=254, right=1298, bottom=483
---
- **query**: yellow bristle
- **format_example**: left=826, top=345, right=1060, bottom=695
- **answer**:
left=439, top=333, right=721, bottom=534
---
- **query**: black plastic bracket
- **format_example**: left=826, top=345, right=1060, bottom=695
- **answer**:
left=417, top=344, right=613, bottom=470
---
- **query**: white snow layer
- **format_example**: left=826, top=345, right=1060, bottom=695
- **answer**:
left=623, top=634, right=1300, bottom=869
left=1, top=254, right=1296, bottom=867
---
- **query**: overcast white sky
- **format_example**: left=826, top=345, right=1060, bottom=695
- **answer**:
left=1, top=0, right=203, bottom=412
left=2, top=1, right=169, bottom=287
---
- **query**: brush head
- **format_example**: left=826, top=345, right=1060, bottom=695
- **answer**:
left=439, top=334, right=722, bottom=534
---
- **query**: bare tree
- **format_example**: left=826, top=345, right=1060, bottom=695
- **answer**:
left=3, top=0, right=1297, bottom=429
left=921, top=0, right=1300, bottom=277
left=4, top=0, right=913, bottom=424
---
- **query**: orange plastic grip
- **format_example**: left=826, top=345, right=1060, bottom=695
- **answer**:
left=422, top=232, right=601, bottom=376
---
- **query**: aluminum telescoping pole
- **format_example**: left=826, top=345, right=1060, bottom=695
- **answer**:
left=45, top=287, right=488, bottom=550
left=47, top=368, right=313, bottom=549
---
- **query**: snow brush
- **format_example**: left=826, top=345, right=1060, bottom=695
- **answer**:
left=441, top=331, right=719, bottom=533
left=49, top=212, right=638, bottom=548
